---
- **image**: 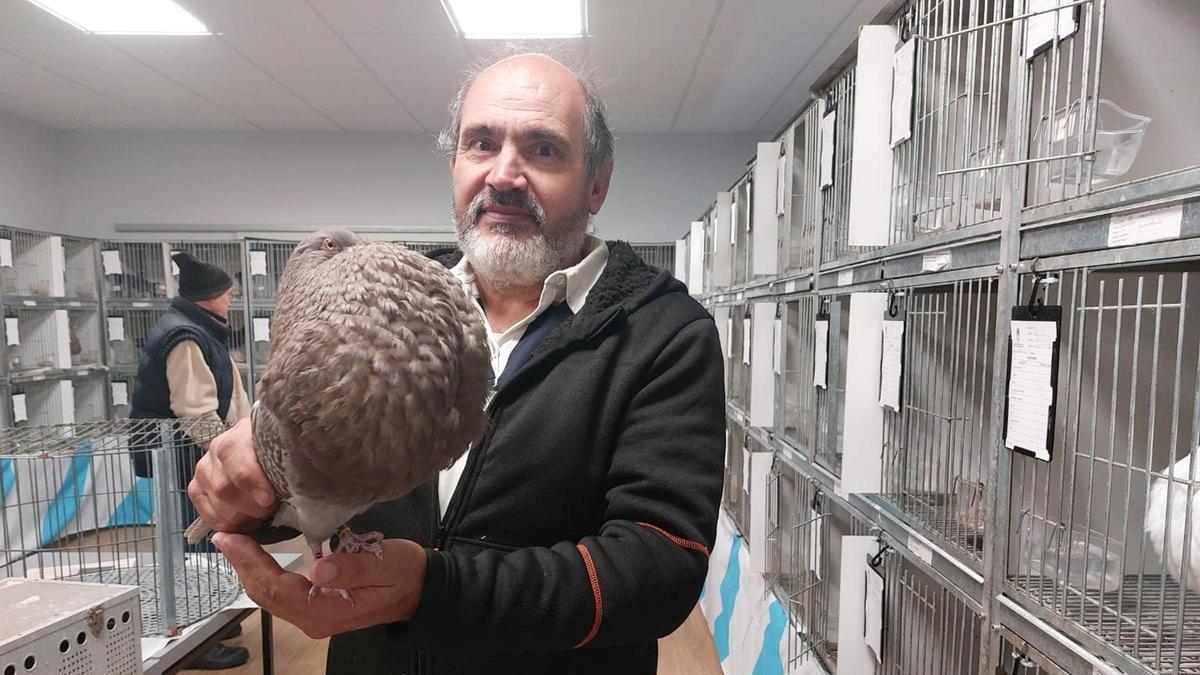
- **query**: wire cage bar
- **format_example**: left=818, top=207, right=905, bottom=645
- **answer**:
left=0, top=228, right=54, bottom=299
left=1006, top=262, right=1200, bottom=674
left=226, top=307, right=247, bottom=370
left=703, top=208, right=716, bottom=294
left=69, top=375, right=107, bottom=425
left=99, top=242, right=168, bottom=302
left=732, top=175, right=754, bottom=286
left=784, top=104, right=822, bottom=272
left=728, top=304, right=750, bottom=411
left=878, top=548, right=985, bottom=674
left=776, top=295, right=818, bottom=453
left=61, top=237, right=98, bottom=300
left=628, top=243, right=677, bottom=273
left=890, top=0, right=1013, bottom=242
left=881, top=277, right=999, bottom=563
left=0, top=419, right=240, bottom=638
left=820, top=66, right=876, bottom=263
left=245, top=240, right=293, bottom=302
left=814, top=295, right=850, bottom=476
left=104, top=308, right=167, bottom=369
left=723, top=419, right=749, bottom=537
left=66, top=309, right=101, bottom=368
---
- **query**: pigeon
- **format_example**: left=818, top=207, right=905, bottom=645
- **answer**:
left=186, top=229, right=491, bottom=601
left=1146, top=450, right=1200, bottom=592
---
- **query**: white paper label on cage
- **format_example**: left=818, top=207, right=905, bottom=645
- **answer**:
left=21, top=300, right=34, bottom=307
left=784, top=279, right=798, bottom=294
left=838, top=269, right=854, bottom=287
left=110, top=382, right=129, bottom=407
left=776, top=147, right=788, bottom=217
left=100, top=249, right=122, bottom=275
left=908, top=534, right=935, bottom=565
left=1023, top=0, right=1078, bottom=60
left=741, top=317, right=752, bottom=365
left=4, top=317, right=18, bottom=347
left=0, top=238, right=11, bottom=268
left=864, top=566, right=885, bottom=661
left=742, top=449, right=751, bottom=493
left=879, top=320, right=904, bottom=411
left=772, top=317, right=784, bottom=375
left=106, top=317, right=125, bottom=342
left=729, top=200, right=738, bottom=246
left=250, top=250, right=268, bottom=276
left=809, top=508, right=823, bottom=578
left=253, top=317, right=271, bottom=342
left=820, top=109, right=836, bottom=189
left=890, top=38, right=916, bottom=146
left=11, top=393, right=26, bottom=423
left=1106, top=204, right=1183, bottom=248
left=922, top=249, right=952, bottom=272
left=813, top=319, right=829, bottom=388
left=725, top=316, right=734, bottom=359
left=1005, top=320, right=1058, bottom=461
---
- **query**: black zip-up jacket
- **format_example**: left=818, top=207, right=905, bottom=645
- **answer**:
left=321, top=241, right=726, bottom=675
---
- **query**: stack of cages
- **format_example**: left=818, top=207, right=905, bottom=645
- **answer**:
left=888, top=0, right=1013, bottom=246
left=169, top=242, right=249, bottom=396
left=245, top=239, right=295, bottom=394
left=100, top=241, right=170, bottom=420
left=0, top=419, right=240, bottom=638
left=880, top=275, right=1000, bottom=566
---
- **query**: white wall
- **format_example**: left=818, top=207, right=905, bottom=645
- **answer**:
left=0, top=110, right=62, bottom=232
left=54, top=129, right=761, bottom=243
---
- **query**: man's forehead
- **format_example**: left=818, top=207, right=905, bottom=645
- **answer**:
left=460, top=57, right=586, bottom=136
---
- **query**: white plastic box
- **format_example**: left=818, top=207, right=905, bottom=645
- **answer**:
left=0, top=578, right=143, bottom=675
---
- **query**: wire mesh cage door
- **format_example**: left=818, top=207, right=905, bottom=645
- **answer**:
left=814, top=296, right=850, bottom=476
left=66, top=309, right=101, bottom=367
left=5, top=308, right=63, bottom=376
left=105, top=309, right=167, bottom=369
left=100, top=242, right=168, bottom=301
left=780, top=473, right=833, bottom=670
left=786, top=104, right=822, bottom=272
left=70, top=375, right=107, bottom=424
left=996, top=627, right=1072, bottom=675
left=889, top=0, right=1013, bottom=243
left=877, top=548, right=984, bottom=674
left=0, top=228, right=55, bottom=298
left=1006, top=264, right=1200, bottom=674
left=881, top=277, right=999, bottom=564
left=776, top=296, right=818, bottom=453
left=61, top=237, right=98, bottom=300
left=732, top=177, right=753, bottom=286
left=729, top=305, right=750, bottom=410
left=629, top=244, right=676, bottom=272
left=724, top=421, right=747, bottom=531
left=0, top=420, right=240, bottom=638
left=245, top=240, right=294, bottom=301
left=704, top=209, right=716, bottom=294
left=819, top=66, right=879, bottom=263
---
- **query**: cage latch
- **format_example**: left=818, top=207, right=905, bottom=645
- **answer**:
left=87, top=606, right=105, bottom=637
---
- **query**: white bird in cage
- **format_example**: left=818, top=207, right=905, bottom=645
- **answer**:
left=185, top=229, right=491, bottom=600
left=1146, top=451, right=1200, bottom=591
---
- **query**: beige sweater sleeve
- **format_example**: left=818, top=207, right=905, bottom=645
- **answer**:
left=164, top=341, right=223, bottom=424
left=226, top=359, right=251, bottom=423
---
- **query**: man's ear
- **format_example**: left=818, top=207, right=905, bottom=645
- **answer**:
left=588, top=159, right=614, bottom=215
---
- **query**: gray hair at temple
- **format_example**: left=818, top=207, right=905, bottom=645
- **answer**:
left=435, top=47, right=615, bottom=178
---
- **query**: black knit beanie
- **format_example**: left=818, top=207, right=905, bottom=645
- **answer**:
left=173, top=252, right=233, bottom=301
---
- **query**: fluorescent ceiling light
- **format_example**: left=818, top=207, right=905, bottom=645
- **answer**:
left=442, top=0, right=585, bottom=40
left=24, top=0, right=211, bottom=35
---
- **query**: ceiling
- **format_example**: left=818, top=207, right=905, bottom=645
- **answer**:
left=0, top=0, right=884, bottom=134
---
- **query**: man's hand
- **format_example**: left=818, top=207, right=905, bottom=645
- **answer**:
left=212, top=533, right=427, bottom=639
left=188, top=417, right=278, bottom=534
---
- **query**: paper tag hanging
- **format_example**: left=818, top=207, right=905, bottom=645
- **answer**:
left=1005, top=306, right=1062, bottom=462
left=253, top=317, right=271, bottom=342
left=864, top=565, right=885, bottom=660
left=12, top=393, right=27, bottom=422
left=879, top=318, right=905, bottom=411
left=772, top=314, right=784, bottom=375
left=101, top=250, right=122, bottom=275
left=4, top=317, right=19, bottom=347
left=110, top=382, right=129, bottom=407
left=819, top=109, right=837, bottom=189
left=0, top=238, right=12, bottom=268
left=813, top=318, right=830, bottom=388
left=170, top=251, right=181, bottom=276
left=106, top=317, right=126, bottom=342
left=250, top=250, right=268, bottom=276
left=890, top=38, right=916, bottom=146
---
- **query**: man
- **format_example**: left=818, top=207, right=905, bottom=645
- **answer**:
left=190, top=52, right=726, bottom=675
left=131, top=251, right=251, bottom=670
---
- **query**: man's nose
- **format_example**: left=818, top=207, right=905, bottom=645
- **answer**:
left=486, top=144, right=529, bottom=193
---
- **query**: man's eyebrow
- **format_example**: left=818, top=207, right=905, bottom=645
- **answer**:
left=458, top=124, right=571, bottom=149
left=523, top=128, right=571, bottom=147
left=459, top=124, right=496, bottom=142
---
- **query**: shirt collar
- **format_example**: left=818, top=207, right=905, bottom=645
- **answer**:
left=451, top=235, right=608, bottom=315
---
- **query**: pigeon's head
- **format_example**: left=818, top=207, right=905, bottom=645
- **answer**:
left=293, top=229, right=364, bottom=261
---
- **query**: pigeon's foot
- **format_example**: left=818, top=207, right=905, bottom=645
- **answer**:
left=334, top=526, right=385, bottom=560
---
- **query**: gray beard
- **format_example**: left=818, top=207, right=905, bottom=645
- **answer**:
left=455, top=198, right=590, bottom=289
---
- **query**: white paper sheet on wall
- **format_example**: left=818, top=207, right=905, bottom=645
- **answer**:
left=1005, top=320, right=1058, bottom=461
left=772, top=316, right=784, bottom=375
left=890, top=38, right=916, bottom=146
left=106, top=317, right=125, bottom=342
left=879, top=319, right=904, bottom=411
left=253, top=317, right=271, bottom=342
left=110, top=382, right=129, bottom=407
left=101, top=250, right=122, bottom=276
left=864, top=565, right=885, bottom=660
left=1023, top=0, right=1078, bottom=60
left=820, top=109, right=837, bottom=189
left=250, top=251, right=268, bottom=276
left=0, top=238, right=12, bottom=268
left=4, top=317, right=18, bottom=347
left=814, top=319, right=829, bottom=388
left=12, top=393, right=27, bottom=423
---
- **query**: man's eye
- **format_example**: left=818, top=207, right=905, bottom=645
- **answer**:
left=535, top=143, right=557, bottom=158
left=469, top=139, right=494, bottom=152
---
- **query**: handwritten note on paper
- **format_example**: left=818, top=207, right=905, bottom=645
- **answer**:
left=110, top=382, right=129, bottom=407
left=253, top=317, right=271, bottom=342
left=101, top=250, right=122, bottom=276
left=922, top=250, right=952, bottom=272
left=106, top=317, right=125, bottom=342
left=0, top=238, right=11, bottom=268
left=1107, top=203, right=1183, bottom=248
left=250, top=250, right=268, bottom=276
left=809, top=509, right=823, bottom=578
left=12, top=393, right=27, bottom=423
left=1006, top=319, right=1059, bottom=461
left=814, top=319, right=830, bottom=388
left=820, top=109, right=837, bottom=189
left=838, top=269, right=854, bottom=287
left=890, top=39, right=916, bottom=146
left=1024, top=0, right=1078, bottom=60
left=4, top=317, right=18, bottom=347
left=742, top=317, right=752, bottom=365
left=879, top=319, right=904, bottom=411
left=772, top=316, right=784, bottom=375
left=864, top=566, right=885, bottom=660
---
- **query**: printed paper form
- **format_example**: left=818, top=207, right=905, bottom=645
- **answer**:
left=12, top=393, right=26, bottom=422
left=864, top=566, right=885, bottom=660
left=879, top=320, right=904, bottom=411
left=1107, top=203, right=1183, bottom=248
left=101, top=250, right=122, bottom=276
left=1005, top=320, right=1058, bottom=461
left=4, top=317, right=18, bottom=347
left=890, top=39, right=916, bottom=146
left=110, top=382, right=129, bottom=407
left=772, top=317, right=784, bottom=375
left=253, top=317, right=271, bottom=342
left=106, top=317, right=125, bottom=342
left=820, top=109, right=836, bottom=189
left=0, top=239, right=11, bottom=268
left=249, top=250, right=268, bottom=276
left=813, top=319, right=829, bottom=388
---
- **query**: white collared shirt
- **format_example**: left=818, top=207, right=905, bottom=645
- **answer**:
left=438, top=236, right=610, bottom=516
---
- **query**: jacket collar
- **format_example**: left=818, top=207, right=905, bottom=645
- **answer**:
left=169, top=296, right=230, bottom=344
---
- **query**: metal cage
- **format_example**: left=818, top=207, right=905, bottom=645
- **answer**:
left=66, top=309, right=101, bottom=368
left=723, top=420, right=749, bottom=536
left=169, top=242, right=245, bottom=302
left=245, top=240, right=293, bottom=302
left=820, top=66, right=874, bottom=263
left=813, top=295, right=850, bottom=477
left=775, top=295, right=818, bottom=454
left=0, top=228, right=54, bottom=299
left=732, top=175, right=754, bottom=286
left=629, top=243, right=676, bottom=273
left=0, top=419, right=240, bottom=638
left=728, top=305, right=750, bottom=411
left=100, top=242, right=168, bottom=302
left=69, top=374, right=107, bottom=425
left=9, top=381, right=75, bottom=428
left=61, top=238, right=98, bottom=300
left=1006, top=262, right=1200, bottom=674
left=783, top=104, right=821, bottom=272
left=5, top=309, right=62, bottom=376
left=703, top=208, right=716, bottom=294
left=104, top=309, right=167, bottom=369
left=881, top=277, right=999, bottom=563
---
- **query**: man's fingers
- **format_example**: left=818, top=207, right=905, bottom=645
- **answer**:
left=206, top=419, right=277, bottom=520
left=212, top=533, right=309, bottom=609
left=312, top=540, right=426, bottom=590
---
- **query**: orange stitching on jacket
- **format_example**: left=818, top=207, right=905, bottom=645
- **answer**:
left=575, top=543, right=603, bottom=648
left=637, top=522, right=710, bottom=557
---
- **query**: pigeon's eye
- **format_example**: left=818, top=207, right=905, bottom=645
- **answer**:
left=322, top=238, right=336, bottom=252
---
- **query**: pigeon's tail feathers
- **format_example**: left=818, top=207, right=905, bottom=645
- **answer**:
left=184, top=517, right=211, bottom=545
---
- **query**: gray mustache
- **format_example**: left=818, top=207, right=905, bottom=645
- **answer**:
left=466, top=188, right=548, bottom=229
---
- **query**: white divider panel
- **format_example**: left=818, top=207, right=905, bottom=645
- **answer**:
left=753, top=143, right=780, bottom=275
left=836, top=536, right=881, bottom=675
left=52, top=309, right=72, bottom=369
left=840, top=293, right=886, bottom=496
left=687, top=221, right=704, bottom=295
left=847, top=25, right=899, bottom=247
left=749, top=302, right=777, bottom=427
left=714, top=191, right=733, bottom=289
left=747, top=450, right=773, bottom=574
left=674, top=237, right=688, bottom=282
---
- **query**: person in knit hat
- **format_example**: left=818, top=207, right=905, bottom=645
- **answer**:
left=130, top=251, right=250, bottom=670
